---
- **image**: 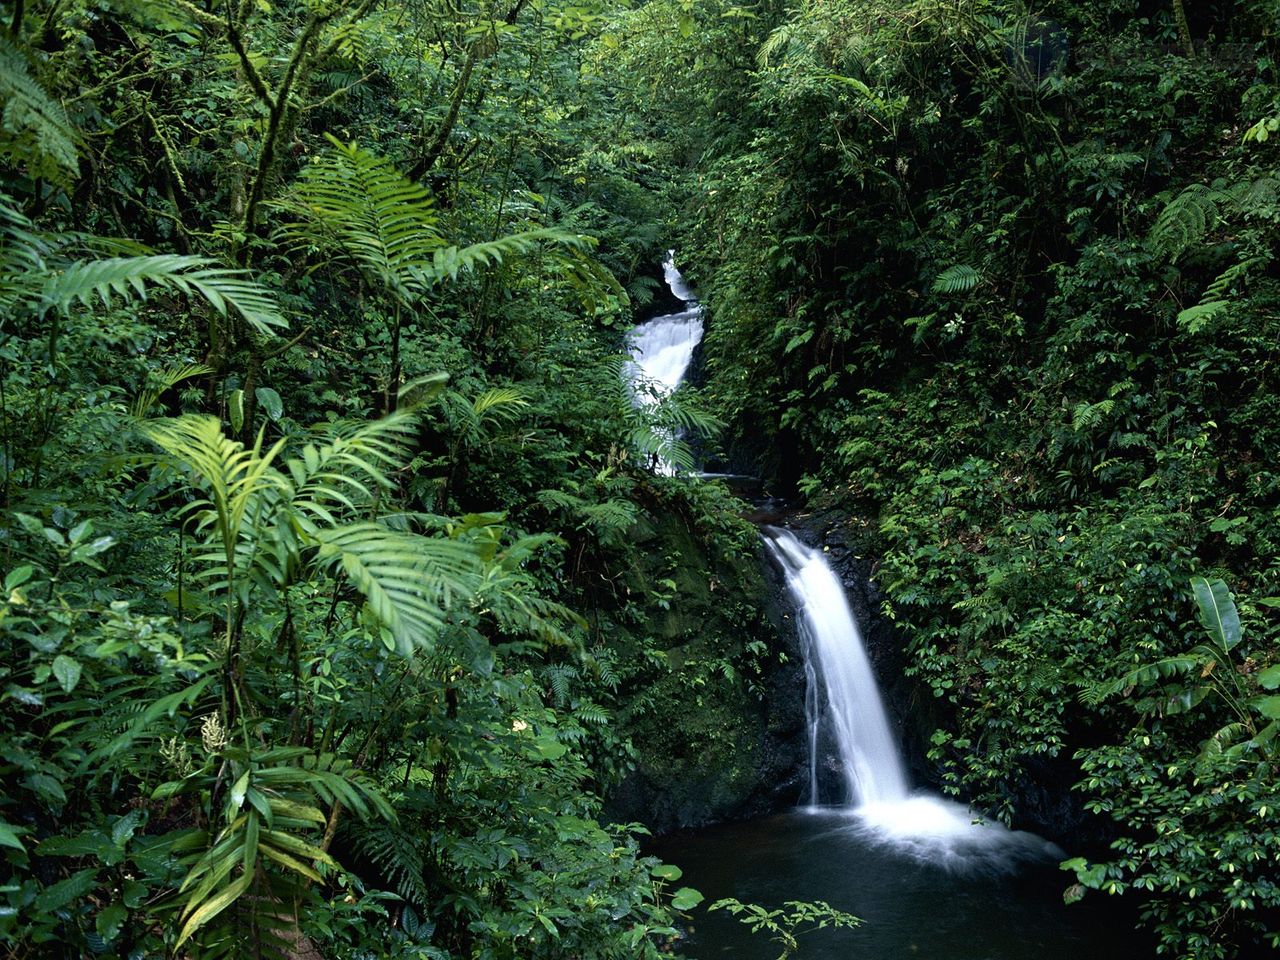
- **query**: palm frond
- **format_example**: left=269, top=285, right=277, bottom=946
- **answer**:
left=415, top=226, right=593, bottom=285
left=132, top=362, right=214, bottom=418
left=313, top=522, right=481, bottom=655
left=287, top=411, right=422, bottom=517
left=286, top=137, right=442, bottom=299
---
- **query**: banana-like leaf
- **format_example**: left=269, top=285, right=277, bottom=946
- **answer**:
left=175, top=869, right=253, bottom=947
left=1191, top=576, right=1241, bottom=653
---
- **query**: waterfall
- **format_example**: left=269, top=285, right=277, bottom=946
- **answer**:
left=623, top=253, right=704, bottom=473
left=765, top=525, right=1063, bottom=869
left=765, top=527, right=909, bottom=806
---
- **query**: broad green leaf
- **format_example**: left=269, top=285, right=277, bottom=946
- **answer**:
left=650, top=863, right=682, bottom=881
left=1258, top=665, right=1280, bottom=690
left=399, top=371, right=449, bottom=408
left=51, top=654, right=81, bottom=693
left=671, top=886, right=705, bottom=910
left=96, top=902, right=127, bottom=942
left=1252, top=695, right=1280, bottom=720
left=33, top=868, right=98, bottom=911
left=0, top=820, right=26, bottom=851
left=1191, top=577, right=1241, bottom=653
left=533, top=736, right=567, bottom=760
left=5, top=564, right=34, bottom=590
left=255, top=387, right=283, bottom=422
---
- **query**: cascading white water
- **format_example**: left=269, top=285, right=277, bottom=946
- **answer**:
left=626, top=251, right=703, bottom=401
left=765, top=526, right=1063, bottom=870
left=765, top=527, right=910, bottom=807
left=623, top=252, right=704, bottom=473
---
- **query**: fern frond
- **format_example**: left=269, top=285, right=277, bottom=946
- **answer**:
left=1071, top=398, right=1115, bottom=432
left=348, top=822, right=432, bottom=908
left=580, top=498, right=638, bottom=533
left=932, top=264, right=980, bottom=295
left=42, top=255, right=287, bottom=336
left=1175, top=300, right=1230, bottom=333
left=542, top=664, right=578, bottom=706
left=1148, top=184, right=1226, bottom=262
left=1146, top=178, right=1279, bottom=263
left=0, top=36, right=78, bottom=182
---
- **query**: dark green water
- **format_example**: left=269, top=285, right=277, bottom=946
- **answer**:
left=650, top=809, right=1151, bottom=960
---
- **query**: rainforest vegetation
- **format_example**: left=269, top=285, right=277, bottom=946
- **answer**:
left=1, top=0, right=1279, bottom=956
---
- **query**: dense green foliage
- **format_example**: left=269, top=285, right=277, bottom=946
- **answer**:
left=6, top=0, right=1280, bottom=956
left=668, top=0, right=1280, bottom=956
left=0, top=0, right=771, bottom=955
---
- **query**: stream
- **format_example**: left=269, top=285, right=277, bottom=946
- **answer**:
left=625, top=256, right=1147, bottom=960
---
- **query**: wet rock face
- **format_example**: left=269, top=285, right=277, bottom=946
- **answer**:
left=600, top=541, right=810, bottom=835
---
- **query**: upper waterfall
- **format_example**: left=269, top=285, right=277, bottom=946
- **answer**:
left=625, top=251, right=703, bottom=404
left=623, top=252, right=705, bottom=473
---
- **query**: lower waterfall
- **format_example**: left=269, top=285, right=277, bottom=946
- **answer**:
left=764, top=526, right=1062, bottom=871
